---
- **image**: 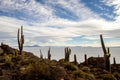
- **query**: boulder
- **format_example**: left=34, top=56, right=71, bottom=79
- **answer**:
left=1, top=44, right=15, bottom=55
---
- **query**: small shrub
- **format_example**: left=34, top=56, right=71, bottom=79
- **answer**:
left=59, top=58, right=65, bottom=63
left=63, top=62, right=78, bottom=71
left=113, top=72, right=120, bottom=80
left=4, top=55, right=14, bottom=68
left=50, top=66, right=68, bottom=80
left=23, top=62, right=51, bottom=80
left=0, top=56, right=5, bottom=62
left=81, top=66, right=90, bottom=72
left=20, top=58, right=36, bottom=66
left=91, top=68, right=102, bottom=75
left=74, top=70, right=95, bottom=80
left=102, top=74, right=117, bottom=80
left=50, top=60, right=57, bottom=66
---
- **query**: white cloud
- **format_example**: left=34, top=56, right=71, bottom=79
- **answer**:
left=101, top=0, right=120, bottom=21
left=0, top=0, right=120, bottom=47
left=45, top=0, right=100, bottom=20
left=0, top=0, right=54, bottom=22
left=0, top=15, right=119, bottom=46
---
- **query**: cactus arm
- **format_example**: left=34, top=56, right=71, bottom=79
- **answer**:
left=17, top=28, right=20, bottom=50
left=100, top=34, right=111, bottom=72
left=100, top=34, right=107, bottom=55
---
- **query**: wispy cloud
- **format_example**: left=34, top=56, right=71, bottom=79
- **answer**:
left=101, top=0, right=120, bottom=21
left=0, top=0, right=120, bottom=47
left=0, top=0, right=54, bottom=22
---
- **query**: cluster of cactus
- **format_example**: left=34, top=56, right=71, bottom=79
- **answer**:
left=15, top=26, right=115, bottom=72
left=84, top=54, right=88, bottom=65
left=48, top=47, right=51, bottom=60
left=17, top=26, right=24, bottom=55
left=100, top=34, right=111, bottom=72
left=74, top=54, right=77, bottom=65
left=65, top=47, right=71, bottom=62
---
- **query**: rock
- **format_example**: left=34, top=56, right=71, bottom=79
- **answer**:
left=85, top=57, right=105, bottom=68
left=1, top=44, right=15, bottom=55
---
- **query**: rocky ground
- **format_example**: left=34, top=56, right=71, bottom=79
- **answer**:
left=0, top=44, right=120, bottom=80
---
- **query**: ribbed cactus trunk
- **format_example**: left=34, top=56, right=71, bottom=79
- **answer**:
left=100, top=34, right=111, bottom=72
left=65, top=47, right=71, bottom=62
left=48, top=47, right=51, bottom=60
left=84, top=54, right=88, bottom=65
left=74, top=54, right=77, bottom=65
left=17, top=26, right=24, bottom=55
left=106, top=48, right=111, bottom=72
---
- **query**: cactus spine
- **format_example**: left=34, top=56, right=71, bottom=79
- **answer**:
left=48, top=47, right=51, bottom=60
left=100, top=34, right=111, bottom=72
left=65, top=47, right=71, bottom=62
left=74, top=54, right=77, bottom=65
left=84, top=54, right=88, bottom=65
left=17, top=26, right=24, bottom=55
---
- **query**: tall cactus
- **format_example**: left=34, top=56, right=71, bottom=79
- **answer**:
left=74, top=54, right=77, bottom=65
left=65, top=47, right=71, bottom=62
left=48, top=47, right=51, bottom=60
left=17, top=26, right=24, bottom=55
left=100, top=34, right=111, bottom=72
left=84, top=54, right=88, bottom=65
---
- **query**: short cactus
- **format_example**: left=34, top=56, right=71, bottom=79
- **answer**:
left=40, top=49, right=43, bottom=59
left=84, top=54, right=88, bottom=65
left=48, top=47, right=51, bottom=60
left=113, top=57, right=116, bottom=65
left=74, top=54, right=77, bottom=65
left=65, top=47, right=71, bottom=62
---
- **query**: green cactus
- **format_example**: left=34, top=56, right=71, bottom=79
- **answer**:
left=74, top=54, right=77, bottom=65
left=84, top=54, right=88, bottom=65
left=17, top=26, right=24, bottom=55
left=48, top=47, right=51, bottom=60
left=100, top=34, right=111, bottom=72
left=40, top=49, right=43, bottom=59
left=113, top=57, right=116, bottom=65
left=65, top=47, right=71, bottom=62
left=106, top=47, right=111, bottom=72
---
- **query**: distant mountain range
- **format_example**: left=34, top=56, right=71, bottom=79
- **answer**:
left=24, top=45, right=120, bottom=48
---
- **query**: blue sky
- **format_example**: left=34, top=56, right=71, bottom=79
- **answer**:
left=0, top=0, right=120, bottom=47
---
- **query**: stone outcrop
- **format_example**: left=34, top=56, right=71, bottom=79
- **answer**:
left=0, top=43, right=16, bottom=55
